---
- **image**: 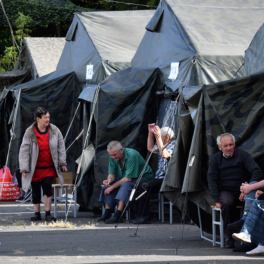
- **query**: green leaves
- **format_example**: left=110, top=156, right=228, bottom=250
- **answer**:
left=0, top=12, right=32, bottom=72
left=0, top=46, right=18, bottom=72
left=0, top=0, right=94, bottom=28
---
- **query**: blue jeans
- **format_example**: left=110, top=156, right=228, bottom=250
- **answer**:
left=99, top=178, right=142, bottom=209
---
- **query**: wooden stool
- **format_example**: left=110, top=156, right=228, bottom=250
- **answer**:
left=52, top=184, right=77, bottom=218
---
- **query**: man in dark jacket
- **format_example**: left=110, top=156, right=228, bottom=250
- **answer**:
left=207, top=133, right=263, bottom=249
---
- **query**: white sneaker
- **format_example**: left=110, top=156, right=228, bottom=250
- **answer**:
left=246, top=245, right=264, bottom=256
left=232, top=232, right=251, bottom=243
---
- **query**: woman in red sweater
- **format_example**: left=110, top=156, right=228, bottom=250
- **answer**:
left=19, top=107, right=67, bottom=222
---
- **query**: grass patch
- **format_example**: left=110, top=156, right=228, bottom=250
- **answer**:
left=38, top=220, right=76, bottom=228
left=78, top=247, right=85, bottom=252
left=12, top=220, right=26, bottom=226
left=13, top=249, right=25, bottom=254
left=1, top=216, right=13, bottom=222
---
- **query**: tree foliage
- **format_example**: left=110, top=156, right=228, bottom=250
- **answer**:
left=15, top=12, right=33, bottom=42
left=0, top=0, right=94, bottom=28
left=0, top=12, right=32, bottom=72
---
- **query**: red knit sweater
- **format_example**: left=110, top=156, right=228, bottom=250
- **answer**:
left=32, top=125, right=56, bottom=182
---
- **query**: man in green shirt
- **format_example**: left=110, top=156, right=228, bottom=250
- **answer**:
left=98, top=141, right=153, bottom=224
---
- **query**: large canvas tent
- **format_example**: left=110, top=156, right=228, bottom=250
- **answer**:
left=57, top=10, right=155, bottom=85
left=130, top=0, right=264, bottom=232
left=77, top=67, right=164, bottom=209
left=132, top=0, right=264, bottom=86
left=0, top=69, right=82, bottom=174
left=15, top=38, right=66, bottom=79
left=163, top=70, right=264, bottom=233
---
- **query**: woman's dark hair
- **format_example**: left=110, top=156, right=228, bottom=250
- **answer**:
left=34, top=107, right=48, bottom=121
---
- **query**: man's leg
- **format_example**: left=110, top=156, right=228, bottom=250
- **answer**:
left=98, top=179, right=120, bottom=222
left=219, top=190, right=239, bottom=232
left=105, top=180, right=136, bottom=224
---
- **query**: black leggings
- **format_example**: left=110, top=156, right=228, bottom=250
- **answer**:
left=31, top=177, right=53, bottom=204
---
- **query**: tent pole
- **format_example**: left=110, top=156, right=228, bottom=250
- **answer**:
left=65, top=86, right=100, bottom=221
left=64, top=102, right=80, bottom=142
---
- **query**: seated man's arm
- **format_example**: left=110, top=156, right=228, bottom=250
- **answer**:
left=104, top=177, right=132, bottom=195
left=243, top=152, right=263, bottom=183
left=103, top=174, right=115, bottom=187
left=207, top=156, right=221, bottom=207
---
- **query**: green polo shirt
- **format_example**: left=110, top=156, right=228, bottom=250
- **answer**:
left=108, top=148, right=153, bottom=180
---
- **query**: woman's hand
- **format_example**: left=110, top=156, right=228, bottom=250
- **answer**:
left=22, top=172, right=26, bottom=178
left=62, top=166, right=67, bottom=172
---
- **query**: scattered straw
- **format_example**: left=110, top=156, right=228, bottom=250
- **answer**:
left=82, top=224, right=96, bottom=229
left=38, top=220, right=76, bottom=228
left=13, top=250, right=25, bottom=255
left=78, top=247, right=85, bottom=252
left=12, top=220, right=26, bottom=226
left=31, top=222, right=36, bottom=227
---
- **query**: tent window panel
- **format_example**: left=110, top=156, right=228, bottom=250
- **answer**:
left=65, top=21, right=78, bottom=41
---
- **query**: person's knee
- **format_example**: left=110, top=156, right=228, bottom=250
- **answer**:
left=42, top=188, right=52, bottom=198
left=32, top=192, right=41, bottom=204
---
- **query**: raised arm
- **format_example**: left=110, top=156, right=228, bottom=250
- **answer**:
left=153, top=126, right=170, bottom=159
left=147, top=123, right=157, bottom=153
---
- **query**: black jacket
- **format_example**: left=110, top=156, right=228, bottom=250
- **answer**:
left=207, top=149, right=263, bottom=203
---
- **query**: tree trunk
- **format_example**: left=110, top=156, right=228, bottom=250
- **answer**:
left=56, top=23, right=62, bottom=37
left=0, top=0, right=16, bottom=49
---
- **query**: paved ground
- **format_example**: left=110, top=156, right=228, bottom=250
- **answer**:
left=0, top=201, right=264, bottom=264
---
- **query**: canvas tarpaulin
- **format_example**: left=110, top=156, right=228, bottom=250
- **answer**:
left=77, top=67, right=164, bottom=208
left=0, top=69, right=32, bottom=92
left=1, top=69, right=82, bottom=176
left=161, top=71, right=264, bottom=233
left=57, top=10, right=155, bottom=85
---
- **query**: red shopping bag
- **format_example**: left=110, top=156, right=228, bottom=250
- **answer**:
left=0, top=166, right=21, bottom=201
